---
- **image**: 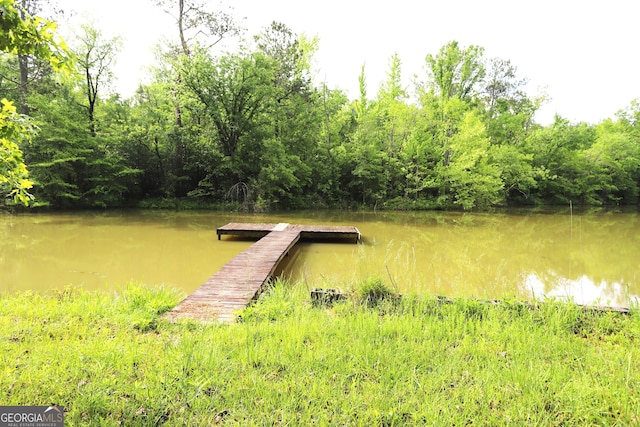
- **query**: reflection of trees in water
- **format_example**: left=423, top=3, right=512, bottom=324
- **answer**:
left=5, top=210, right=639, bottom=302
left=1, top=212, right=239, bottom=292
left=368, top=210, right=640, bottom=303
left=515, top=213, right=640, bottom=301
left=525, top=273, right=637, bottom=308
left=0, top=216, right=9, bottom=270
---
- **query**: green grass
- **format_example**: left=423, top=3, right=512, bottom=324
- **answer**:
left=1, top=281, right=639, bottom=426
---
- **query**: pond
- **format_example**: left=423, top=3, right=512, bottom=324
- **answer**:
left=1, top=208, right=638, bottom=308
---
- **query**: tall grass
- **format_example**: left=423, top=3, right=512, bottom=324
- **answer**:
left=1, top=281, right=639, bottom=425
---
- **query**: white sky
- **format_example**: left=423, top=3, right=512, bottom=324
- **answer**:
left=55, top=0, right=640, bottom=125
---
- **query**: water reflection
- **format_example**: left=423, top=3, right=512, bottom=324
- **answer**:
left=1, top=209, right=639, bottom=308
left=525, top=273, right=638, bottom=308
left=288, top=208, right=640, bottom=309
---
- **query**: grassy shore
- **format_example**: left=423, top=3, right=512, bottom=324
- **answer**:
left=1, top=281, right=639, bottom=426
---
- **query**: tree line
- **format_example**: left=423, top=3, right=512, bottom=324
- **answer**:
left=2, top=0, right=640, bottom=211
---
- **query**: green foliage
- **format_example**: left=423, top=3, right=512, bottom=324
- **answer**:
left=182, top=49, right=273, bottom=160
left=25, top=86, right=141, bottom=208
left=424, top=40, right=485, bottom=102
left=178, top=24, right=328, bottom=210
left=443, top=111, right=504, bottom=209
left=583, top=119, right=640, bottom=203
left=0, top=0, right=70, bottom=71
left=491, top=143, right=542, bottom=202
left=520, top=116, right=639, bottom=206
left=0, top=99, right=33, bottom=205
left=0, top=0, right=70, bottom=207
left=73, top=24, right=121, bottom=136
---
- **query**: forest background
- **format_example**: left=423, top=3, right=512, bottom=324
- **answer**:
left=2, top=0, right=640, bottom=212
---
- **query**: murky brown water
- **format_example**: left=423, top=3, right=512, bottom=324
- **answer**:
left=1, top=209, right=638, bottom=307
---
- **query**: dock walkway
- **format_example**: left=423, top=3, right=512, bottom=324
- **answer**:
left=165, top=223, right=360, bottom=323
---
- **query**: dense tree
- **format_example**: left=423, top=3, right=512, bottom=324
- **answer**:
left=370, top=53, right=415, bottom=204
left=3, top=11, right=639, bottom=213
left=0, top=0, right=66, bottom=115
left=178, top=25, right=326, bottom=210
left=524, top=117, right=597, bottom=204
left=24, top=76, right=141, bottom=208
left=125, top=82, right=177, bottom=198
left=182, top=50, right=272, bottom=160
left=441, top=111, right=503, bottom=209
left=0, top=0, right=68, bottom=206
left=312, top=84, right=351, bottom=206
left=11, top=18, right=145, bottom=209
left=252, top=23, right=322, bottom=207
left=179, top=49, right=273, bottom=203
left=584, top=117, right=640, bottom=203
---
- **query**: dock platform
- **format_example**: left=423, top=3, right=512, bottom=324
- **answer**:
left=216, top=222, right=361, bottom=242
left=165, top=223, right=360, bottom=323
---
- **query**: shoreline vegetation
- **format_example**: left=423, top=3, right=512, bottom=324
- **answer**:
left=1, top=281, right=639, bottom=425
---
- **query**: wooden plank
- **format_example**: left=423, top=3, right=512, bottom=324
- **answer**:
left=166, top=229, right=301, bottom=323
left=216, top=223, right=278, bottom=240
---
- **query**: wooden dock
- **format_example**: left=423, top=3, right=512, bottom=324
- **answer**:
left=216, top=222, right=361, bottom=242
left=165, top=223, right=360, bottom=323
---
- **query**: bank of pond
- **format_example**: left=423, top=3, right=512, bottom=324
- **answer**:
left=1, top=282, right=639, bottom=425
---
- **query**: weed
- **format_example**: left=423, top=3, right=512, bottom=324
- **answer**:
left=354, top=275, right=399, bottom=307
